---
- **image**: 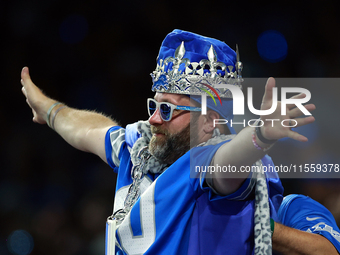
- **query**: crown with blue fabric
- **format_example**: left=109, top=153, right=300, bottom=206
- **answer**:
left=151, top=30, right=242, bottom=133
left=151, top=29, right=243, bottom=98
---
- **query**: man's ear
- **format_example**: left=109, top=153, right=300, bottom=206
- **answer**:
left=202, top=110, right=220, bottom=133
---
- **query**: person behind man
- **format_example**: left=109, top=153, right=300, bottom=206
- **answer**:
left=188, top=192, right=339, bottom=255
left=273, top=194, right=340, bottom=254
left=20, top=30, right=315, bottom=254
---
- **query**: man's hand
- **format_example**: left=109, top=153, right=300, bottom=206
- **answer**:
left=211, top=77, right=317, bottom=195
left=260, top=77, right=316, bottom=142
left=21, top=67, right=57, bottom=124
left=20, top=66, right=117, bottom=162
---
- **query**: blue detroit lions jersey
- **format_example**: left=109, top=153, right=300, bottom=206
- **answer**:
left=278, top=194, right=340, bottom=253
left=105, top=122, right=282, bottom=255
left=187, top=155, right=283, bottom=255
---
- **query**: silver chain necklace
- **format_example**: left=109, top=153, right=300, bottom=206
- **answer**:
left=111, top=146, right=151, bottom=224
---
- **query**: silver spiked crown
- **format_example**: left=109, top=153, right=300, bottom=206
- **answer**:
left=151, top=41, right=243, bottom=98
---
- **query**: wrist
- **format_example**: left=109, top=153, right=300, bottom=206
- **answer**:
left=51, top=105, right=66, bottom=130
left=46, top=102, right=62, bottom=127
left=251, top=120, right=276, bottom=152
left=255, top=126, right=277, bottom=144
left=251, top=129, right=274, bottom=152
left=256, top=121, right=277, bottom=144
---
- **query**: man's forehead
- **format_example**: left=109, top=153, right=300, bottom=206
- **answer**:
left=154, top=92, right=191, bottom=104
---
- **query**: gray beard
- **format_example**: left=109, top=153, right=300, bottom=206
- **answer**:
left=148, top=116, right=200, bottom=165
left=148, top=123, right=190, bottom=165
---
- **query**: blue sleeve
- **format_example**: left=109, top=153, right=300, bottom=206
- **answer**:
left=278, top=194, right=340, bottom=253
left=191, top=140, right=256, bottom=201
left=125, top=122, right=141, bottom=148
left=105, top=123, right=141, bottom=173
left=105, top=126, right=124, bottom=173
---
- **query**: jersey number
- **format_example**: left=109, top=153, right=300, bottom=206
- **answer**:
left=117, top=181, right=156, bottom=254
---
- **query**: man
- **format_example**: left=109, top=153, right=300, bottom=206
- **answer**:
left=20, top=30, right=315, bottom=254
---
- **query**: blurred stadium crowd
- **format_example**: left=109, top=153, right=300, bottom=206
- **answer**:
left=1, top=0, right=340, bottom=254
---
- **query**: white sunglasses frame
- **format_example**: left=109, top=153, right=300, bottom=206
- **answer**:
left=147, top=98, right=201, bottom=121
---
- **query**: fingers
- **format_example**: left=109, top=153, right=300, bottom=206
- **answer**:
left=287, top=130, right=309, bottom=142
left=21, top=67, right=31, bottom=92
left=21, top=74, right=31, bottom=108
left=282, top=116, right=315, bottom=143
left=21, top=86, right=27, bottom=97
left=32, top=109, right=38, bottom=123
left=21, top=67, right=36, bottom=93
left=260, top=77, right=316, bottom=142
left=22, top=84, right=31, bottom=109
left=287, top=117, right=314, bottom=142
left=284, top=93, right=315, bottom=130
left=289, top=104, right=316, bottom=118
left=286, top=93, right=308, bottom=110
left=262, top=77, right=276, bottom=104
left=20, top=66, right=45, bottom=100
left=21, top=66, right=30, bottom=83
left=291, top=116, right=315, bottom=128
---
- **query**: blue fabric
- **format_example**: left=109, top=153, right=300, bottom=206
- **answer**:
left=125, top=123, right=141, bottom=148
left=105, top=126, right=122, bottom=173
left=278, top=194, right=340, bottom=253
left=190, top=138, right=256, bottom=201
left=187, top=156, right=283, bottom=255
left=156, top=29, right=236, bottom=75
left=189, top=194, right=256, bottom=255
left=104, top=123, right=275, bottom=255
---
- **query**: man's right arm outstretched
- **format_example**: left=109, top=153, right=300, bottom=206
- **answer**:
left=21, top=66, right=118, bottom=163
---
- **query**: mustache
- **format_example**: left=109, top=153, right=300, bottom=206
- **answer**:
left=151, top=126, right=169, bottom=136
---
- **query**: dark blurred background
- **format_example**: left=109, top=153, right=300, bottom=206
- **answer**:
left=1, top=0, right=340, bottom=254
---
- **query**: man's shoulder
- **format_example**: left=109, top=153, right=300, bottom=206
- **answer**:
left=278, top=194, right=337, bottom=227
left=125, top=122, right=142, bottom=148
left=106, top=122, right=143, bottom=148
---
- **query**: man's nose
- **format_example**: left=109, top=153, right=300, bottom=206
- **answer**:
left=148, top=108, right=164, bottom=125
